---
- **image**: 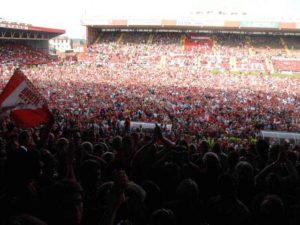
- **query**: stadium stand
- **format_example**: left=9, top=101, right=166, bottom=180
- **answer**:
left=86, top=32, right=300, bottom=73
left=0, top=42, right=54, bottom=65
left=0, top=19, right=64, bottom=66
left=1, top=18, right=300, bottom=225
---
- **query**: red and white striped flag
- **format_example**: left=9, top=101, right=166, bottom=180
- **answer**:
left=0, top=69, right=51, bottom=128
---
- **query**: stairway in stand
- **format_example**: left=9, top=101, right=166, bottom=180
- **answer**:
left=180, top=34, right=186, bottom=52
left=280, top=37, right=291, bottom=56
left=95, top=34, right=101, bottom=44
left=245, top=36, right=255, bottom=56
left=117, top=33, right=124, bottom=45
left=212, top=35, right=218, bottom=54
left=146, top=34, right=154, bottom=50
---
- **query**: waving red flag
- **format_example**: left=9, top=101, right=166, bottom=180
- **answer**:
left=0, top=69, right=51, bottom=128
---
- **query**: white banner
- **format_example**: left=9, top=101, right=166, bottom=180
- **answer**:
left=261, top=130, right=300, bottom=140
left=120, top=121, right=172, bottom=132
left=190, top=36, right=211, bottom=40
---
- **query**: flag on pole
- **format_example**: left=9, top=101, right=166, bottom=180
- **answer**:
left=0, top=69, right=51, bottom=128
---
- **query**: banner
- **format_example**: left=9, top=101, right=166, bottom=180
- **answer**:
left=190, top=36, right=211, bottom=40
left=279, top=22, right=297, bottom=29
left=240, top=21, right=278, bottom=28
left=261, top=130, right=300, bottom=141
left=175, top=19, right=224, bottom=27
left=0, top=69, right=51, bottom=128
left=111, top=20, right=127, bottom=26
left=128, top=19, right=161, bottom=26
left=120, top=121, right=172, bottom=132
left=224, top=21, right=240, bottom=28
left=161, top=20, right=176, bottom=26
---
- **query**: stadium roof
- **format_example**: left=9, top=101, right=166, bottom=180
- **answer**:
left=83, top=20, right=300, bottom=34
left=0, top=20, right=65, bottom=40
left=27, top=25, right=65, bottom=34
left=82, top=3, right=300, bottom=34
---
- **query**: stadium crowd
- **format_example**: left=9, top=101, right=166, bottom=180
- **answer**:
left=1, top=62, right=300, bottom=140
left=0, top=32, right=300, bottom=225
left=0, top=43, right=54, bottom=66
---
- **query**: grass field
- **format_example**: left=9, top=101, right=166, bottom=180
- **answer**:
left=270, top=72, right=300, bottom=79
left=210, top=69, right=300, bottom=79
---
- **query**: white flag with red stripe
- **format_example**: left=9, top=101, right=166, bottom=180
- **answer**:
left=0, top=69, right=51, bottom=128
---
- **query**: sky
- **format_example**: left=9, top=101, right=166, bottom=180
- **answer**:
left=1, top=0, right=300, bottom=39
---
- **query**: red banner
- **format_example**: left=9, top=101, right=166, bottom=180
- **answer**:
left=0, top=69, right=51, bottom=128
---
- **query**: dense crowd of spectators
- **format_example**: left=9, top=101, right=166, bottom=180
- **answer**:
left=0, top=32, right=300, bottom=225
left=1, top=62, right=300, bottom=141
left=0, top=43, right=54, bottom=66
left=1, top=115, right=300, bottom=225
left=86, top=32, right=300, bottom=72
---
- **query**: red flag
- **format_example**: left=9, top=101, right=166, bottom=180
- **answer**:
left=0, top=69, right=51, bottom=128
